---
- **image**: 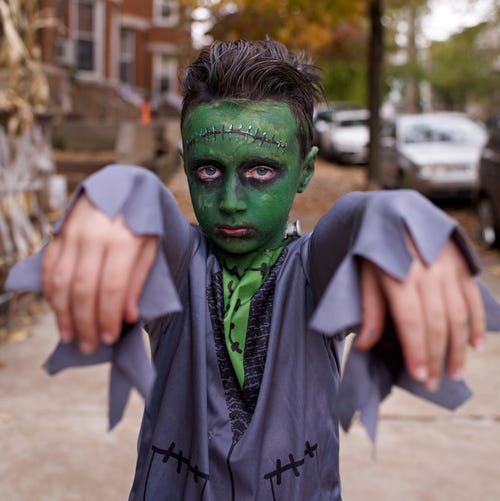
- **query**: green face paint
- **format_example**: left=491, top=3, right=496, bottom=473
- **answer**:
left=182, top=100, right=313, bottom=256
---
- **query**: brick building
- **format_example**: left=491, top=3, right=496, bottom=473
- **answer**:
left=37, top=0, right=192, bottom=121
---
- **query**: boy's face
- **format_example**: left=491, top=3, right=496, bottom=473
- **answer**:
left=182, top=100, right=314, bottom=255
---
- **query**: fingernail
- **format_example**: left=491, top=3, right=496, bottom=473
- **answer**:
left=101, top=332, right=115, bottom=345
left=364, top=328, right=375, bottom=339
left=473, top=338, right=485, bottom=351
left=79, top=341, right=95, bottom=354
left=425, top=378, right=440, bottom=392
left=414, top=366, right=429, bottom=382
left=355, top=328, right=375, bottom=349
left=450, top=369, right=464, bottom=381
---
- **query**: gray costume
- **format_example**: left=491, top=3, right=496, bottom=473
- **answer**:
left=6, top=165, right=500, bottom=501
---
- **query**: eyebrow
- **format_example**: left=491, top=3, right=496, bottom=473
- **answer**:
left=185, top=124, right=288, bottom=153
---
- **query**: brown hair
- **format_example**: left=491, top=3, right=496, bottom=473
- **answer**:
left=181, top=40, right=323, bottom=159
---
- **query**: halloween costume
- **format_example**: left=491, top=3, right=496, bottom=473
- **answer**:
left=6, top=165, right=500, bottom=500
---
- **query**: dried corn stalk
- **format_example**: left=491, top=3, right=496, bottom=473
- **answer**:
left=0, top=0, right=55, bottom=135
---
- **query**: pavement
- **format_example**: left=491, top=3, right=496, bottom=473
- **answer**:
left=1, top=162, right=500, bottom=500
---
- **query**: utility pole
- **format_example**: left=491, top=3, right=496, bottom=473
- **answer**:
left=367, top=0, right=384, bottom=188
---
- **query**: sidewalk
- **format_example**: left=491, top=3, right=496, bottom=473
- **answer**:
left=1, top=162, right=499, bottom=500
left=0, top=307, right=143, bottom=501
left=2, top=304, right=499, bottom=500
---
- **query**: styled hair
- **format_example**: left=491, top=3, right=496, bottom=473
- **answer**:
left=181, top=40, right=323, bottom=159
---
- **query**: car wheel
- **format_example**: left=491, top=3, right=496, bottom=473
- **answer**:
left=477, top=197, right=499, bottom=248
left=394, top=168, right=404, bottom=189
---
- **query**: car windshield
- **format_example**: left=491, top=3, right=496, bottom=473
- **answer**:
left=316, top=111, right=334, bottom=122
left=337, top=118, right=368, bottom=127
left=402, top=118, right=486, bottom=145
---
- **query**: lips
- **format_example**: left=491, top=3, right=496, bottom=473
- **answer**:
left=216, top=226, right=256, bottom=238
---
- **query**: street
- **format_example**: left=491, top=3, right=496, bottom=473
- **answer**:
left=1, top=159, right=499, bottom=500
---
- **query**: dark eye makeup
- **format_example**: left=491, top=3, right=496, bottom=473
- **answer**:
left=196, top=165, right=222, bottom=181
left=189, top=157, right=285, bottom=185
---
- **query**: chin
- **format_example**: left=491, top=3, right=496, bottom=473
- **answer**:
left=211, top=236, right=259, bottom=255
left=217, top=242, right=259, bottom=255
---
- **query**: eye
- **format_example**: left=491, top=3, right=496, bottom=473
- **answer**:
left=196, top=165, right=222, bottom=181
left=245, top=166, right=276, bottom=182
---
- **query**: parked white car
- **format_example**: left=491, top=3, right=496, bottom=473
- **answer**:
left=312, top=102, right=361, bottom=147
left=317, top=109, right=369, bottom=164
left=378, top=112, right=488, bottom=198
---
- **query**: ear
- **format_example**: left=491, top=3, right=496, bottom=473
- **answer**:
left=297, top=146, right=317, bottom=193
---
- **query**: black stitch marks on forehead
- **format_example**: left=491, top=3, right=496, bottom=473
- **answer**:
left=185, top=124, right=288, bottom=153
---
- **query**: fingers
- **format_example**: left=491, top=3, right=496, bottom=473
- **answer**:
left=69, top=233, right=105, bottom=352
left=418, top=273, right=447, bottom=387
left=97, top=218, right=157, bottom=344
left=445, top=272, right=485, bottom=379
left=355, top=260, right=386, bottom=350
left=442, top=276, right=469, bottom=381
left=41, top=196, right=157, bottom=354
left=378, top=269, right=431, bottom=386
left=461, top=275, right=486, bottom=349
left=42, top=236, right=77, bottom=343
left=439, top=242, right=486, bottom=378
left=358, top=238, right=487, bottom=392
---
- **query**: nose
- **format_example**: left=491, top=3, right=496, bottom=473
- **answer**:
left=219, top=174, right=246, bottom=214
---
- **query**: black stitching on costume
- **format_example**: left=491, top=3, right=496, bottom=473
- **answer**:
left=152, top=443, right=210, bottom=482
left=228, top=322, right=242, bottom=353
left=264, top=442, right=318, bottom=485
left=223, top=264, right=243, bottom=280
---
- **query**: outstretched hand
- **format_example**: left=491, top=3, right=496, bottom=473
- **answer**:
left=42, top=195, right=158, bottom=354
left=356, top=238, right=486, bottom=391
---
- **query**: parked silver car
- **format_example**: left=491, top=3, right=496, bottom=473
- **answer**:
left=312, top=102, right=361, bottom=148
left=476, top=123, right=500, bottom=247
left=316, top=109, right=369, bottom=164
left=378, top=112, right=487, bottom=197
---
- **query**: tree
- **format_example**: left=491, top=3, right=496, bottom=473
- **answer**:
left=427, top=22, right=500, bottom=112
left=367, top=0, right=383, bottom=186
left=383, top=0, right=430, bottom=112
left=204, top=0, right=366, bottom=52
left=183, top=0, right=399, bottom=182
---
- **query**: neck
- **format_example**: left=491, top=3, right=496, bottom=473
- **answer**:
left=214, top=239, right=288, bottom=272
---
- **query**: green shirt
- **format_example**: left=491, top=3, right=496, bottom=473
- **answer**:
left=218, top=243, right=287, bottom=387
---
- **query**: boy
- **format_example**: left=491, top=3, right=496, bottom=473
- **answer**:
left=7, top=40, right=499, bottom=499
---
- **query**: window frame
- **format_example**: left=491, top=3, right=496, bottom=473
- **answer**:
left=153, top=0, right=179, bottom=27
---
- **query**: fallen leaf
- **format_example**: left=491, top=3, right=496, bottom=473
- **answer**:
left=6, top=329, right=29, bottom=343
left=487, top=264, right=500, bottom=278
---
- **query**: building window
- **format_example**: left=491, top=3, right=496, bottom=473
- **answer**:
left=73, top=0, right=104, bottom=77
left=153, top=0, right=179, bottom=27
left=76, top=0, right=95, bottom=71
left=119, top=28, right=135, bottom=85
left=154, top=53, right=177, bottom=95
